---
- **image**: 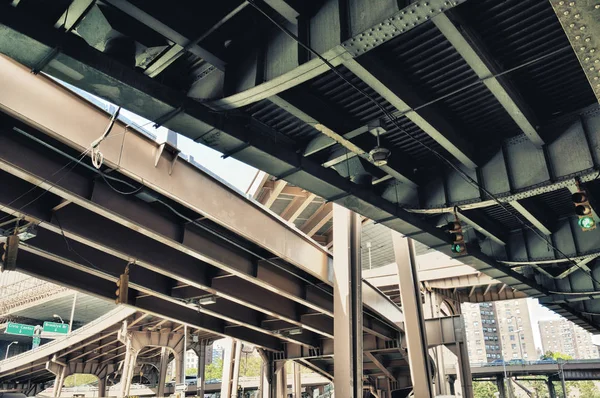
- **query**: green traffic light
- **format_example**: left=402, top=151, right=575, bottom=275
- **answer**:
left=578, top=216, right=596, bottom=229
left=451, top=243, right=464, bottom=253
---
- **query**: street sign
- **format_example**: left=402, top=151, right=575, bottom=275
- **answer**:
left=32, top=336, right=41, bottom=349
left=175, top=384, right=188, bottom=392
left=5, top=322, right=35, bottom=336
left=42, top=321, right=69, bottom=336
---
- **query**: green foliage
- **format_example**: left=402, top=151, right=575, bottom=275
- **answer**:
left=205, top=358, right=223, bottom=380
left=186, top=367, right=197, bottom=376
left=240, top=355, right=262, bottom=377
left=540, top=351, right=573, bottom=361
left=63, top=374, right=98, bottom=387
left=521, top=379, right=549, bottom=398
left=473, top=381, right=498, bottom=398
left=578, top=381, right=600, bottom=398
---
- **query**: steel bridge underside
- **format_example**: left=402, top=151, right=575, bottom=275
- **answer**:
left=0, top=57, right=407, bottom=383
left=0, top=0, right=599, bottom=333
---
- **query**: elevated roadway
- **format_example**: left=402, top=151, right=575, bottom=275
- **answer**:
left=0, top=0, right=598, bottom=335
left=39, top=374, right=331, bottom=397
left=0, top=56, right=408, bottom=389
left=446, top=359, right=600, bottom=381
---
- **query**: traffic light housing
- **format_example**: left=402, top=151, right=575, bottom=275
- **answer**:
left=572, top=190, right=596, bottom=231
left=447, top=220, right=466, bottom=254
left=115, top=270, right=129, bottom=305
left=0, top=235, right=19, bottom=272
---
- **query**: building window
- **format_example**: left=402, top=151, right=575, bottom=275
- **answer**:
left=510, top=335, right=515, bottom=341
left=474, top=322, right=479, bottom=327
left=511, top=344, right=517, bottom=350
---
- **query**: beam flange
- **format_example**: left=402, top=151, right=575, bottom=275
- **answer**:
left=510, top=199, right=555, bottom=236
left=432, top=13, right=543, bottom=146
left=271, top=93, right=419, bottom=188
left=101, top=0, right=226, bottom=70
left=345, top=57, right=478, bottom=169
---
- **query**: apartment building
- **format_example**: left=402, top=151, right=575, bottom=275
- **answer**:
left=539, top=319, right=600, bottom=359
left=462, top=298, right=537, bottom=363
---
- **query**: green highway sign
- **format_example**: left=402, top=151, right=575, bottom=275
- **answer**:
left=5, top=322, right=35, bottom=336
left=42, top=321, right=69, bottom=335
left=32, top=336, right=41, bottom=349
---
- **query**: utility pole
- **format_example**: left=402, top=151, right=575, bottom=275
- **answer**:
left=68, top=292, right=77, bottom=334
left=559, top=360, right=567, bottom=398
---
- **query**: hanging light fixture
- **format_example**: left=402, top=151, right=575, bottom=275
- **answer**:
left=369, top=128, right=390, bottom=166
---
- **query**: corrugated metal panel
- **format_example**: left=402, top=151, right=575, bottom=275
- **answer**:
left=245, top=100, right=321, bottom=145
left=307, top=66, right=453, bottom=169
left=480, top=203, right=531, bottom=231
left=294, top=200, right=324, bottom=228
left=456, top=0, right=596, bottom=121
left=270, top=197, right=291, bottom=215
left=536, top=188, right=574, bottom=219
left=375, top=18, right=523, bottom=151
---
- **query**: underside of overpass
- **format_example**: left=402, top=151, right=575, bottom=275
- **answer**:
left=1, top=0, right=600, bottom=396
left=0, top=0, right=598, bottom=334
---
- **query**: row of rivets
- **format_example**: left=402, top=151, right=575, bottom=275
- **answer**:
left=555, top=0, right=600, bottom=88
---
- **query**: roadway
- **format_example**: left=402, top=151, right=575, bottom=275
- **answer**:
left=446, top=359, right=600, bottom=381
left=37, top=374, right=331, bottom=397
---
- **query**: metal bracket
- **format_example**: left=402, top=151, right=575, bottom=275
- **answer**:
left=155, top=141, right=181, bottom=175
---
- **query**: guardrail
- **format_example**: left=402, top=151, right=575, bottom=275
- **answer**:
left=0, top=306, right=135, bottom=369
left=459, top=358, right=600, bottom=369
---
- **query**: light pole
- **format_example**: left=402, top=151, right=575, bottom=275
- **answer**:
left=53, top=314, right=64, bottom=324
left=5, top=341, right=18, bottom=360
left=510, top=316, right=524, bottom=360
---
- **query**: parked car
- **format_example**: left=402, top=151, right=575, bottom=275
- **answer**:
left=508, top=359, right=526, bottom=365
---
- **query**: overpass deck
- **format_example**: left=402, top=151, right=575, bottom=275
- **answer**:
left=446, top=359, right=600, bottom=381
left=0, top=55, right=405, bottom=382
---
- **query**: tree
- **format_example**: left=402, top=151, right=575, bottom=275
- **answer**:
left=63, top=374, right=98, bottom=387
left=186, top=367, right=197, bottom=376
left=205, top=358, right=223, bottom=381
left=541, top=351, right=573, bottom=361
left=473, top=381, right=498, bottom=398
left=578, top=381, right=600, bottom=398
left=240, top=355, right=262, bottom=377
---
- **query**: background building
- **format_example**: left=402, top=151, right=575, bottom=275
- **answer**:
left=496, top=299, right=536, bottom=360
left=462, top=298, right=537, bottom=363
left=539, top=319, right=600, bottom=359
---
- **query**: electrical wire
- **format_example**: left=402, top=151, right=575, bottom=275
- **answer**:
left=10, top=126, right=342, bottom=311
left=246, top=0, right=600, bottom=288
left=54, top=213, right=109, bottom=276
left=0, top=148, right=91, bottom=226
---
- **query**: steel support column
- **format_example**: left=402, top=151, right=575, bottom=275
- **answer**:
left=196, top=340, right=207, bottom=397
left=496, top=376, right=507, bottom=398
left=333, top=204, right=363, bottom=398
left=221, top=338, right=241, bottom=398
left=97, top=376, right=107, bottom=397
left=232, top=341, right=242, bottom=397
left=119, top=343, right=138, bottom=398
left=548, top=378, right=557, bottom=398
left=423, top=291, right=447, bottom=396
left=391, top=233, right=434, bottom=397
left=456, top=333, right=474, bottom=398
left=157, top=347, right=169, bottom=398
left=275, top=361, right=286, bottom=398
left=292, top=362, right=301, bottom=398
